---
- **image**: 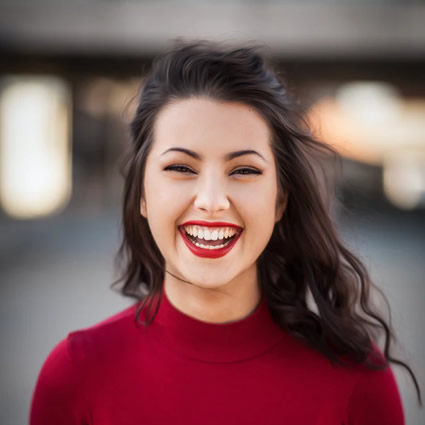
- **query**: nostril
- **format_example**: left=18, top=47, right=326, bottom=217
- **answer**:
left=194, top=192, right=230, bottom=212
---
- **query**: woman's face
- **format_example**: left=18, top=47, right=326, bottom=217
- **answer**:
left=141, top=98, right=286, bottom=290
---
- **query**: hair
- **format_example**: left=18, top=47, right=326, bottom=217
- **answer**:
left=113, top=39, right=421, bottom=404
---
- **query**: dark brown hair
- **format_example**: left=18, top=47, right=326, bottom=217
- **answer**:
left=113, top=40, right=421, bottom=404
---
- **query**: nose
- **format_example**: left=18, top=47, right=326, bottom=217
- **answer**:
left=194, top=173, right=230, bottom=214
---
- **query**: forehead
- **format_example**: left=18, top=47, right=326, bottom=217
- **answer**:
left=151, top=98, right=272, bottom=157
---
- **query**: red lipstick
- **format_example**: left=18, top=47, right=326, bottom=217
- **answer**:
left=180, top=220, right=242, bottom=229
left=178, top=221, right=243, bottom=259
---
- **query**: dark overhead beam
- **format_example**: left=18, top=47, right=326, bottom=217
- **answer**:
left=1, top=2, right=425, bottom=60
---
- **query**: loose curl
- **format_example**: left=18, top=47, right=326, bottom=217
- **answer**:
left=113, top=39, right=422, bottom=404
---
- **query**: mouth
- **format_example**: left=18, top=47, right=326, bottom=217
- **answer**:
left=178, top=223, right=243, bottom=258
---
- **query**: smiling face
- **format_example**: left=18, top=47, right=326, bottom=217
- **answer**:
left=141, top=97, right=286, bottom=296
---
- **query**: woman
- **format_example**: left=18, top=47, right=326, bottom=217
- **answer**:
left=30, top=40, right=421, bottom=425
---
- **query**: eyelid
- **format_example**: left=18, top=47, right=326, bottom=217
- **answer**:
left=163, top=164, right=263, bottom=176
left=164, top=164, right=195, bottom=173
left=231, top=167, right=262, bottom=175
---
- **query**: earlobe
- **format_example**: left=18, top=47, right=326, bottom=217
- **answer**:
left=140, top=199, right=147, bottom=218
left=275, top=193, right=288, bottom=223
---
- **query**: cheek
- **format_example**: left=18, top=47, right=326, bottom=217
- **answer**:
left=235, top=184, right=278, bottom=245
left=144, top=178, right=192, bottom=232
left=145, top=168, right=186, bottom=209
left=232, top=179, right=278, bottom=217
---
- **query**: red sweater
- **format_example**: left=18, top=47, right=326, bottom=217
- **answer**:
left=30, top=290, right=404, bottom=425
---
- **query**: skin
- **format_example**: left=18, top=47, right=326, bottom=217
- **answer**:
left=141, top=98, right=287, bottom=323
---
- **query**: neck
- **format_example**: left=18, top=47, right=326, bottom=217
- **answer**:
left=163, top=268, right=262, bottom=324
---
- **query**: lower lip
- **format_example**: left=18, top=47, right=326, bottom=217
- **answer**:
left=178, top=227, right=242, bottom=258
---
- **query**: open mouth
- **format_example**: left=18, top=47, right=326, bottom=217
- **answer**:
left=178, top=224, right=243, bottom=256
left=184, top=230, right=238, bottom=250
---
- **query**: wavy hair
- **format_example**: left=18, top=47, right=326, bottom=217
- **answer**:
left=113, top=40, right=421, bottom=404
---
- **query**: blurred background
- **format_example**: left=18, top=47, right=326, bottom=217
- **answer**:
left=1, top=1, right=424, bottom=424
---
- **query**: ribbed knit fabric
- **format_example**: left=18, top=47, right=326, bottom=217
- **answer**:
left=30, top=289, right=405, bottom=425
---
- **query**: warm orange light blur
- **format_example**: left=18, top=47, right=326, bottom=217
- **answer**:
left=307, top=82, right=425, bottom=209
left=307, top=82, right=425, bottom=166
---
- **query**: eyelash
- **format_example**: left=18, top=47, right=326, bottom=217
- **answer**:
left=164, top=165, right=262, bottom=176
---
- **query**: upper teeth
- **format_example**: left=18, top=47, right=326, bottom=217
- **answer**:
left=183, top=225, right=239, bottom=241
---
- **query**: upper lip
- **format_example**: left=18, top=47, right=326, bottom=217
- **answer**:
left=180, top=220, right=243, bottom=229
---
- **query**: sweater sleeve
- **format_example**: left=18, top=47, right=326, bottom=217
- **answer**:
left=346, top=364, right=405, bottom=425
left=29, top=335, right=89, bottom=425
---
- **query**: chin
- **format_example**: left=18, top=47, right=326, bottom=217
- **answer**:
left=183, top=272, right=234, bottom=290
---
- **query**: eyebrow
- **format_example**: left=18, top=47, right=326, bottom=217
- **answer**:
left=161, top=147, right=267, bottom=162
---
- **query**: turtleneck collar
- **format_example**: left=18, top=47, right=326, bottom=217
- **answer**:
left=145, top=288, right=285, bottom=363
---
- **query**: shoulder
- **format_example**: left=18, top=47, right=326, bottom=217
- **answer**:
left=34, top=303, right=138, bottom=373
left=30, top=336, right=87, bottom=424
left=37, top=302, right=140, bottom=379
left=344, top=347, right=405, bottom=425
left=30, top=303, right=140, bottom=424
left=278, top=336, right=405, bottom=424
left=66, top=302, right=141, bottom=365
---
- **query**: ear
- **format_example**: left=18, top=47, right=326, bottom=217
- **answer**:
left=274, top=192, right=288, bottom=223
left=140, top=198, right=147, bottom=218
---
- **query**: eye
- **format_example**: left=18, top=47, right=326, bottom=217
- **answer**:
left=164, top=165, right=262, bottom=176
left=231, top=167, right=262, bottom=176
left=164, top=165, right=196, bottom=174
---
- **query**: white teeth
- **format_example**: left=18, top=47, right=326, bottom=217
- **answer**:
left=194, top=242, right=226, bottom=249
left=182, top=225, right=241, bottom=250
left=183, top=225, right=239, bottom=241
